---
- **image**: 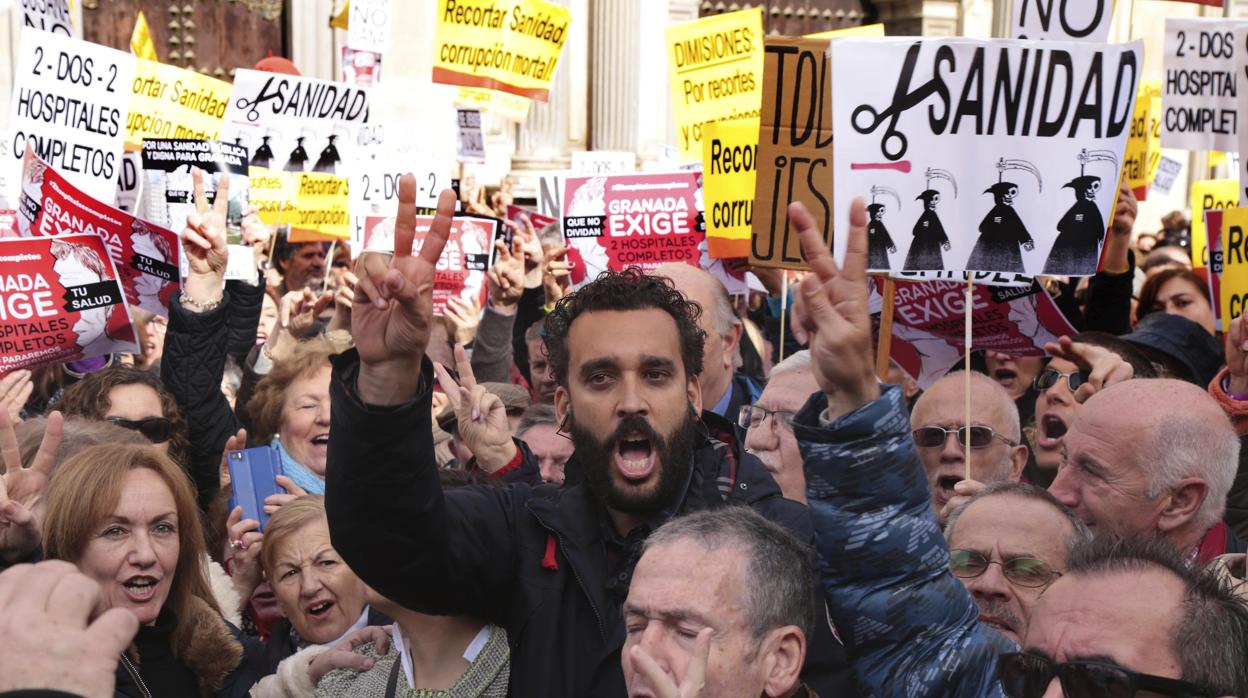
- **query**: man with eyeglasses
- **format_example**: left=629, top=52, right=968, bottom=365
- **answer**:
left=740, top=351, right=816, bottom=504
left=909, top=372, right=1027, bottom=522
left=943, top=482, right=1089, bottom=644
left=787, top=198, right=1248, bottom=697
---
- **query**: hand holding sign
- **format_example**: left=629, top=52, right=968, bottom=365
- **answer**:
left=794, top=198, right=880, bottom=421
left=433, top=344, right=517, bottom=473
left=353, top=177, right=456, bottom=405
left=0, top=409, right=61, bottom=564
left=1042, top=336, right=1135, bottom=404
left=182, top=168, right=230, bottom=307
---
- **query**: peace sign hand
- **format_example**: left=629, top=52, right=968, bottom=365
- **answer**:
left=793, top=198, right=880, bottom=422
left=182, top=168, right=230, bottom=283
left=353, top=177, right=456, bottom=405
left=433, top=344, right=517, bottom=472
left=0, top=409, right=62, bottom=564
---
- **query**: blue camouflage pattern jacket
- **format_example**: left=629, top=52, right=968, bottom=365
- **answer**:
left=794, top=385, right=1014, bottom=697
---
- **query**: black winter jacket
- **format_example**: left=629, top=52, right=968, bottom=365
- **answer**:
left=161, top=280, right=263, bottom=510
left=326, top=351, right=815, bottom=697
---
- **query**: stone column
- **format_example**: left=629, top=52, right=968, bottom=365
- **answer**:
left=873, top=0, right=963, bottom=36
left=590, top=0, right=643, bottom=152
left=512, top=0, right=587, bottom=171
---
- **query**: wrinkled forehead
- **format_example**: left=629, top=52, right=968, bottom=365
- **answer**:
left=758, top=371, right=818, bottom=412
left=1024, top=570, right=1184, bottom=672
left=913, top=380, right=1014, bottom=430
left=948, top=495, right=1073, bottom=561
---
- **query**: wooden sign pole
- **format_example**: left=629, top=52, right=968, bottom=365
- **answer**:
left=875, top=276, right=895, bottom=381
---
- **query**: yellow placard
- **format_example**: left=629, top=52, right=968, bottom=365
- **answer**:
left=1123, top=80, right=1160, bottom=196
left=331, top=1, right=350, bottom=31
left=702, top=119, right=759, bottom=258
left=290, top=172, right=350, bottom=240
left=126, top=59, right=231, bottom=148
left=804, top=23, right=886, bottom=39
left=250, top=168, right=299, bottom=226
left=455, top=86, right=532, bottom=123
left=1191, top=178, right=1239, bottom=268
left=431, top=0, right=571, bottom=100
left=131, top=11, right=158, bottom=60
left=1217, top=207, right=1248, bottom=331
left=666, top=8, right=764, bottom=160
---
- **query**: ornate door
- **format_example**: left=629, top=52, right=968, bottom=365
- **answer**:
left=82, top=0, right=288, bottom=81
left=699, top=0, right=869, bottom=35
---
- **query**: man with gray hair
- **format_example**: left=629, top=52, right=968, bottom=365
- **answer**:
left=652, top=263, right=760, bottom=421
left=1050, top=378, right=1245, bottom=562
left=909, top=371, right=1028, bottom=522
left=622, top=507, right=816, bottom=698
left=943, top=482, right=1090, bottom=644
left=742, top=350, right=815, bottom=503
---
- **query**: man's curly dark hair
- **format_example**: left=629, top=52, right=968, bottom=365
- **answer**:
left=543, top=267, right=706, bottom=387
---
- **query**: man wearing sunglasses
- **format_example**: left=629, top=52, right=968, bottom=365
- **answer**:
left=788, top=199, right=1248, bottom=697
left=909, top=372, right=1027, bottom=521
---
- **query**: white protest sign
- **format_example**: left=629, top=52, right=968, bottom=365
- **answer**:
left=1162, top=18, right=1245, bottom=153
left=571, top=150, right=636, bottom=176
left=536, top=170, right=567, bottom=218
left=1011, top=0, right=1112, bottom=42
left=456, top=108, right=485, bottom=163
left=832, top=37, right=1141, bottom=277
left=1153, top=156, right=1183, bottom=196
left=348, top=0, right=393, bottom=55
left=21, top=0, right=73, bottom=36
left=221, top=69, right=371, bottom=176
left=6, top=30, right=136, bottom=205
left=348, top=150, right=449, bottom=250
left=115, top=152, right=141, bottom=214
left=891, top=270, right=1034, bottom=288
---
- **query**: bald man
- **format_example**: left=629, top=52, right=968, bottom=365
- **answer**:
left=652, top=264, right=759, bottom=420
left=1050, top=378, right=1244, bottom=561
left=910, top=371, right=1029, bottom=521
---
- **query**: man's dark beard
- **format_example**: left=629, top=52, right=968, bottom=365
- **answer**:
left=568, top=408, right=700, bottom=516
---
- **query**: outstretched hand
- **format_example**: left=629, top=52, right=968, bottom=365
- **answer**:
left=433, top=344, right=517, bottom=472
left=792, top=199, right=879, bottom=421
left=353, top=176, right=457, bottom=405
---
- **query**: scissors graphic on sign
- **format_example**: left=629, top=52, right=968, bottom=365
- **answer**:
left=850, top=44, right=942, bottom=161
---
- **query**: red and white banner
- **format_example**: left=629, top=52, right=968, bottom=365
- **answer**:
left=362, top=214, right=496, bottom=316
left=561, top=172, right=705, bottom=287
left=0, top=234, right=137, bottom=372
left=878, top=278, right=1076, bottom=388
left=18, top=150, right=180, bottom=317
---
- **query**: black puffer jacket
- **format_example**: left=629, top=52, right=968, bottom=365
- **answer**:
left=326, top=351, right=817, bottom=697
left=161, top=278, right=263, bottom=510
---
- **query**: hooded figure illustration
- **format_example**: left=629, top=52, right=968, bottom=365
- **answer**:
left=867, top=185, right=899, bottom=270
left=285, top=135, right=309, bottom=172
left=252, top=134, right=275, bottom=169
left=966, top=158, right=1041, bottom=273
left=904, top=168, right=956, bottom=270
left=313, top=133, right=342, bottom=174
left=1043, top=149, right=1117, bottom=276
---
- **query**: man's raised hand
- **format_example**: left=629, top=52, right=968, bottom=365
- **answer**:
left=433, top=344, right=517, bottom=472
left=353, top=176, right=456, bottom=405
left=794, top=198, right=880, bottom=421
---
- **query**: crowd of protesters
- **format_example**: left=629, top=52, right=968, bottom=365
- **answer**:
left=3, top=72, right=1248, bottom=698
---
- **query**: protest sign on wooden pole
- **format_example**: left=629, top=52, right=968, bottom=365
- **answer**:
left=964, top=276, right=974, bottom=481
left=875, top=277, right=895, bottom=381
left=779, top=273, right=789, bottom=363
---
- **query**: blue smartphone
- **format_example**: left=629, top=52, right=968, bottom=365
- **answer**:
left=227, top=447, right=283, bottom=532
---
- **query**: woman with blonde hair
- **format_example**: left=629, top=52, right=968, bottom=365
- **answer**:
left=43, top=442, right=267, bottom=696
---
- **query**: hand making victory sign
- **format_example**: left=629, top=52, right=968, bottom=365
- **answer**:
left=791, top=197, right=880, bottom=422
left=353, top=175, right=457, bottom=405
left=182, top=168, right=231, bottom=305
left=433, top=344, right=518, bottom=472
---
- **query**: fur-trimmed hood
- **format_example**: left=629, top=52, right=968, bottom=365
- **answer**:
left=119, top=594, right=261, bottom=698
